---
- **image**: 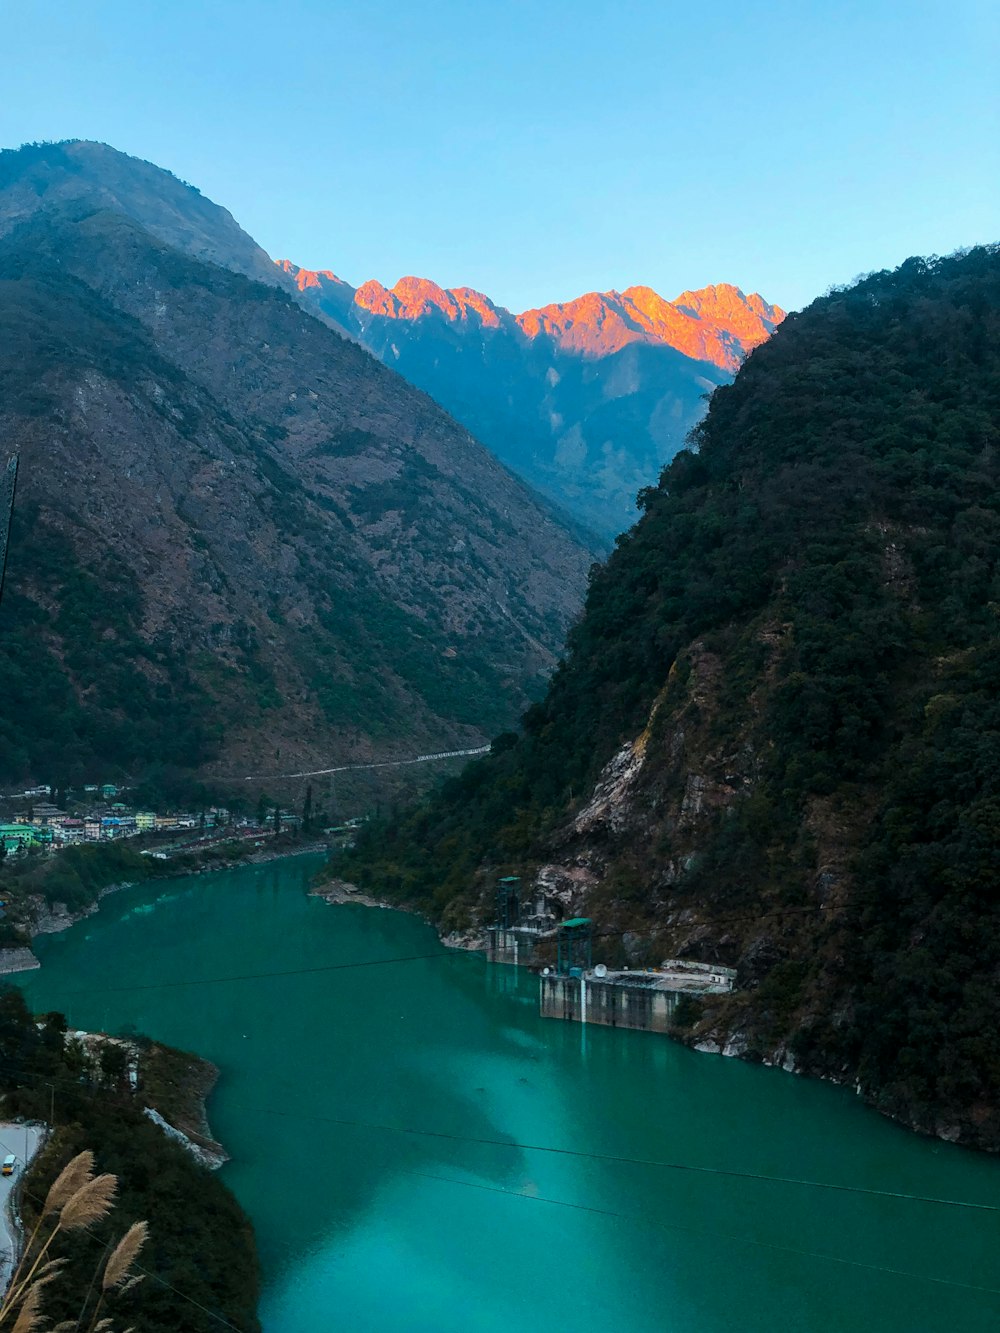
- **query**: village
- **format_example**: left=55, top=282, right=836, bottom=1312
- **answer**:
left=0, top=782, right=325, bottom=857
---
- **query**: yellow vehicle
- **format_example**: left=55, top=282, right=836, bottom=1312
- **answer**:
left=2, top=1155, right=16, bottom=1177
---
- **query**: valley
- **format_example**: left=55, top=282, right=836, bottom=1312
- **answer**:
left=14, top=857, right=1000, bottom=1333
left=283, top=262, right=784, bottom=539
left=332, top=245, right=1000, bottom=1153
left=0, top=142, right=596, bottom=795
left=0, top=52, right=993, bottom=1327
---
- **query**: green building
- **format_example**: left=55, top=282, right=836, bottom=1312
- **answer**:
left=0, top=824, right=49, bottom=853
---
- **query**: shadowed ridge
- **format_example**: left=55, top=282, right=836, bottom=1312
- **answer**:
left=0, top=138, right=290, bottom=293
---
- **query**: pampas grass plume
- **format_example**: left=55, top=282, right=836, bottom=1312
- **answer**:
left=60, top=1173, right=117, bottom=1232
left=102, top=1221, right=148, bottom=1290
left=43, top=1151, right=95, bottom=1215
left=10, top=1283, right=45, bottom=1333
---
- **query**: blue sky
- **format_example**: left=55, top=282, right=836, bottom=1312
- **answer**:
left=1, top=0, right=997, bottom=312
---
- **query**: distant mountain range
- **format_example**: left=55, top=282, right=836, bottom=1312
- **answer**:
left=280, top=262, right=785, bottom=538
left=0, top=141, right=595, bottom=790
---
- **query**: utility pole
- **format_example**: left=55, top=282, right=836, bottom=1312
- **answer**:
left=0, top=455, right=18, bottom=610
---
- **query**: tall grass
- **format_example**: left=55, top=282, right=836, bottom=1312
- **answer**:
left=0, top=1151, right=148, bottom=1333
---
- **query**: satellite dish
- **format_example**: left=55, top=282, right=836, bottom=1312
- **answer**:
left=542, top=967, right=550, bottom=976
left=594, top=963, right=608, bottom=979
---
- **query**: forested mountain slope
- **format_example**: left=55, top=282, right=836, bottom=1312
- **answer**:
left=282, top=262, right=784, bottom=539
left=335, top=246, right=1000, bottom=1150
left=0, top=143, right=595, bottom=790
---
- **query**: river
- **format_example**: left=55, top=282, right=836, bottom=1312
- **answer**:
left=14, top=856, right=1000, bottom=1331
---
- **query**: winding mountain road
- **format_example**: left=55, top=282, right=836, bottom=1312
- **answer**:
left=0, top=1123, right=42, bottom=1294
left=241, top=745, right=490, bottom=783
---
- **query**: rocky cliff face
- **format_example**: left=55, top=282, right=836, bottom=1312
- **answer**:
left=335, top=246, right=1000, bottom=1151
left=281, top=263, right=784, bottom=540
left=0, top=142, right=596, bottom=791
left=516, top=282, right=782, bottom=368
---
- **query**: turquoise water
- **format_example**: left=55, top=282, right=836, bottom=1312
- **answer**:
left=15, top=857, right=1000, bottom=1331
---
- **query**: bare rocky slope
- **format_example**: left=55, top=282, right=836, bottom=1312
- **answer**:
left=0, top=142, right=596, bottom=791
left=282, top=261, right=784, bottom=539
left=334, top=246, right=1000, bottom=1151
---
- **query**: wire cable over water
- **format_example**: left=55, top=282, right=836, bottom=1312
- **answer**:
left=0, top=1059, right=995, bottom=1216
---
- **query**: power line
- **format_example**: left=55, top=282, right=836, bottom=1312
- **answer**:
left=0, top=1118, right=997, bottom=1318
left=399, top=1165, right=1000, bottom=1298
left=238, top=1102, right=1000, bottom=1214
left=0, top=453, right=18, bottom=610
left=24, top=902, right=850, bottom=999
left=0, top=1059, right=996, bottom=1216
left=49, top=950, right=458, bottom=996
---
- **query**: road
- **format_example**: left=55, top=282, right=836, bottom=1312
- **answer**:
left=0, top=1123, right=42, bottom=1294
left=240, top=744, right=491, bottom=782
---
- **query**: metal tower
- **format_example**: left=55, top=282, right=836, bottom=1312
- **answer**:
left=495, top=876, right=520, bottom=929
left=556, top=918, right=593, bottom=974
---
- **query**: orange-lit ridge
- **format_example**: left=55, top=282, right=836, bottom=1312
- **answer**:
left=277, top=262, right=785, bottom=372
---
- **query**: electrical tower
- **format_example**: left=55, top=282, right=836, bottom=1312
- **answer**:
left=0, top=455, right=18, bottom=609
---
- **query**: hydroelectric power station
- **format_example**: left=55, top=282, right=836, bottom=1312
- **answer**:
left=486, top=875, right=736, bottom=1034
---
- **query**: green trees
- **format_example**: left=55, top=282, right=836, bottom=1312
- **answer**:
left=0, top=986, right=261, bottom=1332
left=335, top=245, right=1000, bottom=1145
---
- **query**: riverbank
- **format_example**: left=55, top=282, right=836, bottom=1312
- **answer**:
left=0, top=839, right=332, bottom=976
left=137, top=1040, right=229, bottom=1167
left=61, top=1029, right=230, bottom=1168
left=15, top=850, right=1000, bottom=1333
left=311, top=876, right=488, bottom=950
left=310, top=870, right=992, bottom=1152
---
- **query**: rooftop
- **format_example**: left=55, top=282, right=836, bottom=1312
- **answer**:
left=582, top=966, right=735, bottom=995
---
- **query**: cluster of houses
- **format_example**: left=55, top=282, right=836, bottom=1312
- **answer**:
left=0, top=783, right=230, bottom=856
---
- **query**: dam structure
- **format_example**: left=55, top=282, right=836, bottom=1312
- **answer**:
left=540, top=954, right=737, bottom=1034
left=485, top=876, right=563, bottom=966
left=483, top=875, right=738, bottom=1036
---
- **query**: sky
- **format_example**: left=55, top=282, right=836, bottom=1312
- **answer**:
left=0, top=0, right=997, bottom=313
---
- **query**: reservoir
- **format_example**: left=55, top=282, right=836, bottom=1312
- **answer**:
left=15, top=856, right=1000, bottom=1331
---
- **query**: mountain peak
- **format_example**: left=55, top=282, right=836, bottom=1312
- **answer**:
left=351, top=275, right=510, bottom=330
left=512, top=282, right=783, bottom=369
left=277, top=258, right=354, bottom=293
left=672, top=283, right=786, bottom=350
left=275, top=251, right=784, bottom=372
left=286, top=258, right=787, bottom=535
left=0, top=139, right=286, bottom=290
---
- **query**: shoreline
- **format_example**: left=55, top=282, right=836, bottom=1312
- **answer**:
left=310, top=878, right=487, bottom=952
left=0, top=841, right=331, bottom=976
left=309, top=877, right=992, bottom=1153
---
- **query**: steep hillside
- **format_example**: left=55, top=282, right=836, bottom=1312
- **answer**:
left=0, top=145, right=595, bottom=791
left=282, top=262, right=783, bottom=538
left=333, top=246, right=1000, bottom=1150
left=0, top=140, right=289, bottom=291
